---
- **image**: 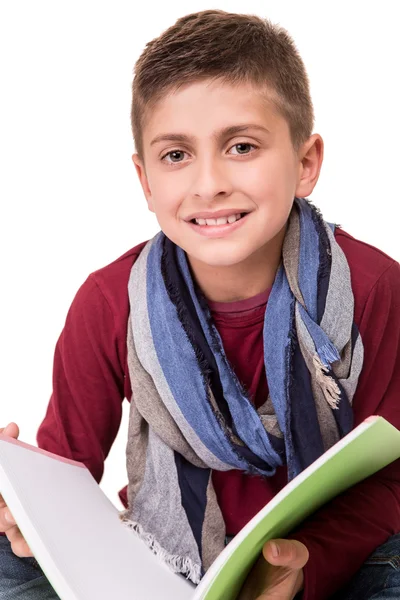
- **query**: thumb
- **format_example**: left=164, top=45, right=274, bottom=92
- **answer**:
left=0, top=423, right=20, bottom=439
left=263, top=539, right=309, bottom=570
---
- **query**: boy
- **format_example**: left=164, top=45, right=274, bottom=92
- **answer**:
left=1, top=9, right=400, bottom=599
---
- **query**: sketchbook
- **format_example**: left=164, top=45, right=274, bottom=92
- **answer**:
left=0, top=415, right=399, bottom=600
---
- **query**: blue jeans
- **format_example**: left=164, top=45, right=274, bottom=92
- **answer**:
left=1, top=534, right=400, bottom=599
left=333, top=533, right=400, bottom=600
left=0, top=536, right=59, bottom=599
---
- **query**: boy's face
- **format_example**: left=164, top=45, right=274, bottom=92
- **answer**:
left=133, top=79, right=322, bottom=270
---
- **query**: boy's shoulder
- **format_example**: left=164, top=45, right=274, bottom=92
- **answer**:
left=78, top=241, right=148, bottom=325
left=336, top=227, right=397, bottom=283
left=91, top=240, right=148, bottom=288
left=335, top=228, right=399, bottom=320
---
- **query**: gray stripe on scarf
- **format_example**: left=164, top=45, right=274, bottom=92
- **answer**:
left=128, top=428, right=202, bottom=579
left=123, top=392, right=148, bottom=507
left=321, top=225, right=364, bottom=401
left=282, top=207, right=305, bottom=306
left=126, top=321, right=206, bottom=468
left=321, top=224, right=354, bottom=353
left=129, top=239, right=230, bottom=472
left=201, top=476, right=226, bottom=571
left=333, top=337, right=352, bottom=380
left=258, top=397, right=284, bottom=438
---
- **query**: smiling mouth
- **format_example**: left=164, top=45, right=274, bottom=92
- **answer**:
left=190, top=213, right=247, bottom=226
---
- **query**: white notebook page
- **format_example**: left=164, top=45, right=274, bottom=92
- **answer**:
left=0, top=438, right=194, bottom=600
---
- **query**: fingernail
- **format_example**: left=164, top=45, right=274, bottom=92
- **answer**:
left=270, top=542, right=279, bottom=558
left=5, top=511, right=15, bottom=525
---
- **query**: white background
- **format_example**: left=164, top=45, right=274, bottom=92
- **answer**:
left=1, top=1, right=399, bottom=507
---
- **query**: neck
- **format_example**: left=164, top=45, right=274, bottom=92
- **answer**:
left=188, top=228, right=285, bottom=303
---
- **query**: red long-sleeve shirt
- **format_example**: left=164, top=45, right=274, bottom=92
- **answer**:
left=37, top=228, right=400, bottom=599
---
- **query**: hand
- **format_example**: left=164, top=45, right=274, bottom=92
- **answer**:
left=237, top=538, right=309, bottom=600
left=0, top=423, right=33, bottom=557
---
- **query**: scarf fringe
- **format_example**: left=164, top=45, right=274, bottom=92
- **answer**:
left=120, top=514, right=202, bottom=585
left=317, top=341, right=340, bottom=367
left=313, top=354, right=341, bottom=409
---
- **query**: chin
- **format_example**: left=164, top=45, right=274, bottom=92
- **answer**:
left=190, top=245, right=257, bottom=268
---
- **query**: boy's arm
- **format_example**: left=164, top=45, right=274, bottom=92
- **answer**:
left=291, top=261, right=400, bottom=600
left=36, top=274, right=126, bottom=483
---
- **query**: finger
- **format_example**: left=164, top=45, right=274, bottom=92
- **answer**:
left=0, top=423, right=20, bottom=439
left=6, top=525, right=33, bottom=557
left=0, top=506, right=17, bottom=532
left=263, top=539, right=309, bottom=570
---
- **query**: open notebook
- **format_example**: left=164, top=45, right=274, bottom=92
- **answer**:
left=0, top=416, right=399, bottom=600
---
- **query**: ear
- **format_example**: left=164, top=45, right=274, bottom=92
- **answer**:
left=295, top=134, right=324, bottom=198
left=132, top=153, right=154, bottom=212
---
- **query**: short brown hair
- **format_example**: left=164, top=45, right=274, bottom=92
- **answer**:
left=131, top=10, right=314, bottom=162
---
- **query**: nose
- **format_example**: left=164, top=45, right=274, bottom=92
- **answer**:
left=190, top=155, right=233, bottom=201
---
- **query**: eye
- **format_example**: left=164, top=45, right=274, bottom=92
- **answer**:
left=161, top=150, right=188, bottom=164
left=229, top=143, right=257, bottom=155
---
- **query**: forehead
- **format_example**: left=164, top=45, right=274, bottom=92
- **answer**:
left=142, top=79, right=287, bottom=143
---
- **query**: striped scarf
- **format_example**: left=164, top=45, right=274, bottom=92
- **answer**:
left=120, top=198, right=364, bottom=583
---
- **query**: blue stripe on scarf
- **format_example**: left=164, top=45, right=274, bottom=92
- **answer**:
left=162, top=238, right=278, bottom=473
left=175, top=247, right=283, bottom=474
left=161, top=238, right=233, bottom=429
left=263, top=265, right=294, bottom=423
left=297, top=200, right=340, bottom=368
left=263, top=265, right=296, bottom=468
left=146, top=235, right=250, bottom=470
left=298, top=199, right=320, bottom=322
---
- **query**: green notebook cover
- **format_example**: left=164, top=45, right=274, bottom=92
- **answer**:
left=194, top=416, right=400, bottom=600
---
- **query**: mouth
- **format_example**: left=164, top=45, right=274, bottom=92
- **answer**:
left=185, top=211, right=250, bottom=238
left=188, top=212, right=248, bottom=227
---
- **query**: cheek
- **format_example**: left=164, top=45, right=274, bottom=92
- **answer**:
left=148, top=180, right=180, bottom=217
left=149, top=193, right=184, bottom=238
left=248, top=153, right=296, bottom=194
left=154, top=199, right=182, bottom=221
left=252, top=173, right=295, bottom=230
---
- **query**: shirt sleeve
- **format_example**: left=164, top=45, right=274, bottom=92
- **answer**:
left=36, top=274, right=126, bottom=484
left=292, top=261, right=400, bottom=599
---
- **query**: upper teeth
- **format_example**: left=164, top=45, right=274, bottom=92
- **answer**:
left=195, top=213, right=242, bottom=226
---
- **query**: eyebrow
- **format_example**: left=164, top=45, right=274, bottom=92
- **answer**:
left=150, top=124, right=270, bottom=147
